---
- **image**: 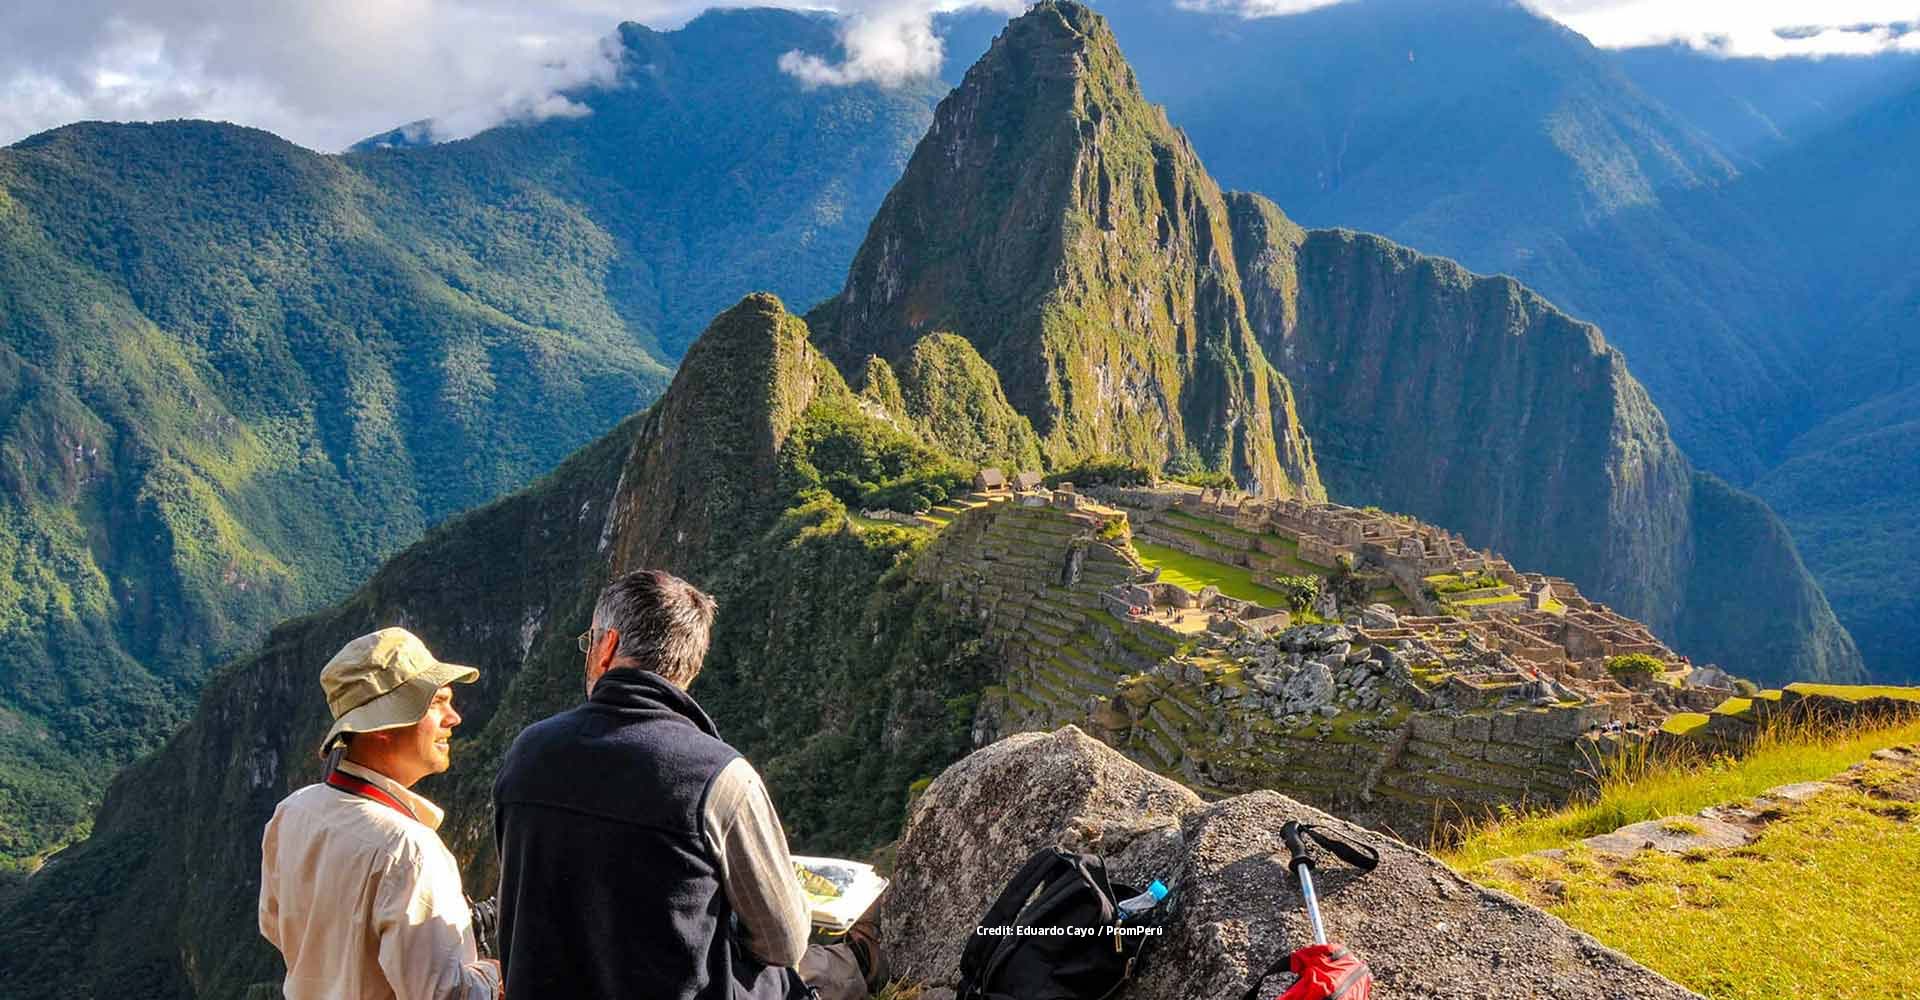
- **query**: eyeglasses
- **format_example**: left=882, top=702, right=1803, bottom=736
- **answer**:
left=576, top=629, right=595, bottom=653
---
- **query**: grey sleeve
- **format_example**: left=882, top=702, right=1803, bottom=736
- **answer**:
left=702, top=757, right=812, bottom=968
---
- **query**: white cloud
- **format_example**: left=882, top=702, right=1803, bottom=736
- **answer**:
left=5, top=1, right=1916, bottom=150
left=780, top=0, right=1026, bottom=88
left=0, top=1, right=676, bottom=151
left=1525, top=1, right=1920, bottom=57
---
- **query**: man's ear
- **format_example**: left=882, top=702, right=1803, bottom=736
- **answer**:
left=591, top=627, right=621, bottom=674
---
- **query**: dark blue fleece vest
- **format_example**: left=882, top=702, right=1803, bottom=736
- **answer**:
left=493, top=668, right=804, bottom=1000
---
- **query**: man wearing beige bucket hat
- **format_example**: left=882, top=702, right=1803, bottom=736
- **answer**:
left=259, top=627, right=502, bottom=1000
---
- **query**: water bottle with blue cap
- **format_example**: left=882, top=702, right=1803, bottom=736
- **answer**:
left=1115, top=879, right=1168, bottom=921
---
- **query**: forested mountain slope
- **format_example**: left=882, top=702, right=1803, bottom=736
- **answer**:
left=830, top=1, right=1856, bottom=684
left=0, top=8, right=942, bottom=873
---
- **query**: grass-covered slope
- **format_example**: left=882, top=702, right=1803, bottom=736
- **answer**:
left=810, top=1, right=1322, bottom=497
left=1450, top=716, right=1920, bottom=999
left=0, top=7, right=946, bottom=870
left=0, top=295, right=991, bottom=998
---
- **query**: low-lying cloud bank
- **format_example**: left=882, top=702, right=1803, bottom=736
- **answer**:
left=4, top=1, right=1915, bottom=152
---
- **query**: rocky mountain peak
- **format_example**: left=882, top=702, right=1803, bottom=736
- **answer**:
left=605, top=293, right=841, bottom=575
left=811, top=0, right=1322, bottom=496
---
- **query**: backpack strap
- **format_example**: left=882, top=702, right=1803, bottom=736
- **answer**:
left=1014, top=852, right=1118, bottom=930
left=1238, top=949, right=1294, bottom=1000
left=1297, top=824, right=1379, bottom=872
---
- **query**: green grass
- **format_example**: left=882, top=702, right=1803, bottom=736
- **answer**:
left=1787, top=683, right=1920, bottom=703
left=1441, top=717, right=1920, bottom=866
left=1473, top=790, right=1920, bottom=1000
left=1162, top=509, right=1259, bottom=541
left=1131, top=540, right=1290, bottom=606
left=1712, top=697, right=1756, bottom=717
left=1450, top=594, right=1524, bottom=607
left=1660, top=712, right=1710, bottom=736
left=1425, top=570, right=1502, bottom=594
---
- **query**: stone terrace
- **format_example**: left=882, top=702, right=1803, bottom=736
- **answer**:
left=889, top=481, right=1745, bottom=843
left=1091, top=484, right=1727, bottom=722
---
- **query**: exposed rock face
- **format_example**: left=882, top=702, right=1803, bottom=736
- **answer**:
left=810, top=1, right=1322, bottom=497
left=885, top=727, right=1699, bottom=999
left=1228, top=192, right=1863, bottom=684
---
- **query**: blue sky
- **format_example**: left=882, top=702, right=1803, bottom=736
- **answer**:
left=2, top=1, right=1915, bottom=152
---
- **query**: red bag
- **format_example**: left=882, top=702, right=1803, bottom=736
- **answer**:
left=1276, top=943, right=1373, bottom=1000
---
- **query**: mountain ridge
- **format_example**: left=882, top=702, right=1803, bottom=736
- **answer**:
left=0, top=8, right=946, bottom=871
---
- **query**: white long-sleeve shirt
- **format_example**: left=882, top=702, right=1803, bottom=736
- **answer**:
left=260, top=761, right=500, bottom=1000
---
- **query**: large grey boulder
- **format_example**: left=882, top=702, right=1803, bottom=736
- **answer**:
left=1280, top=662, right=1337, bottom=715
left=882, top=727, right=1699, bottom=1000
left=880, top=729, right=1201, bottom=987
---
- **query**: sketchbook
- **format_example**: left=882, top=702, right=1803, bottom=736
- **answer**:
left=791, top=855, right=888, bottom=934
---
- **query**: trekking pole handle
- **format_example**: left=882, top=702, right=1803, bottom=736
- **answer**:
left=1280, top=820, right=1313, bottom=876
left=1280, top=821, right=1328, bottom=945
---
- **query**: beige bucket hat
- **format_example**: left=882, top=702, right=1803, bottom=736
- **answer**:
left=318, top=627, right=479, bottom=756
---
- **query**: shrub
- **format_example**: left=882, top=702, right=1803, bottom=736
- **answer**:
left=1171, top=469, right=1236, bottom=490
left=1607, top=653, right=1666, bottom=681
left=1270, top=574, right=1321, bottom=613
left=1046, top=456, right=1156, bottom=488
left=1733, top=678, right=1760, bottom=697
left=781, top=399, right=969, bottom=514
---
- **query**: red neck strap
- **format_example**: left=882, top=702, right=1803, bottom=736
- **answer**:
left=325, top=768, right=417, bottom=821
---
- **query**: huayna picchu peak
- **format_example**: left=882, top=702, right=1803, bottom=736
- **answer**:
left=810, top=0, right=1324, bottom=498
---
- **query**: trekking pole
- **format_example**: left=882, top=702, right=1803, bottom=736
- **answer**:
left=1280, top=820, right=1327, bottom=945
left=1242, top=821, right=1379, bottom=1000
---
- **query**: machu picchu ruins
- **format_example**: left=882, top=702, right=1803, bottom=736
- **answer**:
left=881, top=475, right=1749, bottom=841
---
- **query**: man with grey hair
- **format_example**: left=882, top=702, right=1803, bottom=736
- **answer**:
left=492, top=569, right=884, bottom=999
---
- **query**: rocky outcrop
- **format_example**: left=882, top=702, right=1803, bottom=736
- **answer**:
left=884, top=727, right=1699, bottom=999
left=809, top=1, right=1322, bottom=497
left=603, top=292, right=836, bottom=576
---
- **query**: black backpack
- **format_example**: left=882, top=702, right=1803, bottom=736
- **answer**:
left=955, top=847, right=1163, bottom=1000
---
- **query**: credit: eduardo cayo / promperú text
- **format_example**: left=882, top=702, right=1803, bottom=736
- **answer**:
left=974, top=926, right=1164, bottom=937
